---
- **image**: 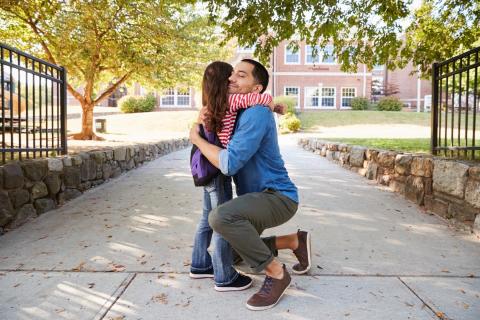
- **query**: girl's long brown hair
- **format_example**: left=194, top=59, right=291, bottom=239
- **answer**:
left=202, top=61, right=233, bottom=133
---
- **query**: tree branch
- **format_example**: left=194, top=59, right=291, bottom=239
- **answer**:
left=67, top=83, right=85, bottom=105
left=94, top=72, right=132, bottom=105
left=25, top=16, right=58, bottom=65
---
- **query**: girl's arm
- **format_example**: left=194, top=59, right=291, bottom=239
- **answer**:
left=228, top=93, right=272, bottom=112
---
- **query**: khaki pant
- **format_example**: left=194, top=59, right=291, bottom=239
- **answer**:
left=209, top=189, right=298, bottom=272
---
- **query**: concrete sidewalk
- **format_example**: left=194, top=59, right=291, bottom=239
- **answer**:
left=0, top=137, right=479, bottom=320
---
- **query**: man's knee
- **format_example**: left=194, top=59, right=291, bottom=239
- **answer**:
left=208, top=206, right=228, bottom=233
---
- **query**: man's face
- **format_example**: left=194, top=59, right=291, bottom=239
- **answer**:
left=228, top=61, right=263, bottom=94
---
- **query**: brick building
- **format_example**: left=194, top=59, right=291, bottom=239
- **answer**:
left=234, top=41, right=431, bottom=111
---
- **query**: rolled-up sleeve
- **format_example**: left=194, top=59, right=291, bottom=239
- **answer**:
left=220, top=106, right=269, bottom=176
left=219, top=149, right=229, bottom=175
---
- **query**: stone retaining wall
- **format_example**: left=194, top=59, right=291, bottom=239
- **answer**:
left=298, top=138, right=480, bottom=234
left=0, top=138, right=190, bottom=235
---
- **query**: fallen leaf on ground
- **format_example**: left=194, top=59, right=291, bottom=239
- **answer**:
left=72, top=262, right=86, bottom=272
left=152, top=293, right=168, bottom=304
left=88, top=283, right=95, bottom=289
left=109, top=264, right=126, bottom=272
left=441, top=269, right=450, bottom=273
left=435, top=312, right=446, bottom=319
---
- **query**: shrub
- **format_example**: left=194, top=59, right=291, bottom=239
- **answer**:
left=120, top=94, right=157, bottom=113
left=279, top=112, right=301, bottom=133
left=377, top=97, right=403, bottom=111
left=274, top=96, right=297, bottom=114
left=351, top=97, right=369, bottom=110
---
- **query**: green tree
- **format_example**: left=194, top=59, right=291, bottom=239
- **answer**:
left=207, top=0, right=479, bottom=75
left=401, top=0, right=480, bottom=75
left=1, top=0, right=227, bottom=140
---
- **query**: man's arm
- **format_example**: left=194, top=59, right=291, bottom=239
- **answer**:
left=190, top=106, right=270, bottom=176
left=189, top=124, right=222, bottom=168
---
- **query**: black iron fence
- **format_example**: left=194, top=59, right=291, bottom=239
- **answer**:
left=1, top=43, right=67, bottom=164
left=431, top=46, right=480, bottom=160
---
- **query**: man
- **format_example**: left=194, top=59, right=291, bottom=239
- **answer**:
left=189, top=59, right=311, bottom=310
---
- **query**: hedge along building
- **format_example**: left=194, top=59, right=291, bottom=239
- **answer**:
left=233, top=41, right=432, bottom=111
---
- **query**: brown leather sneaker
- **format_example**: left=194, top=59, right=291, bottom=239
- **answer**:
left=246, top=265, right=291, bottom=311
left=292, top=229, right=311, bottom=274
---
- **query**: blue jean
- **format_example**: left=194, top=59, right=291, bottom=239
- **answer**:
left=191, top=174, right=239, bottom=285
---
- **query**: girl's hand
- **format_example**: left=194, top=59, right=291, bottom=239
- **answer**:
left=273, top=103, right=287, bottom=115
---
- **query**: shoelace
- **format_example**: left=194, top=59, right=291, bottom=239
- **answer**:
left=258, top=276, right=274, bottom=296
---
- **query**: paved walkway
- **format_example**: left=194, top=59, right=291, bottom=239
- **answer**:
left=0, top=137, right=479, bottom=320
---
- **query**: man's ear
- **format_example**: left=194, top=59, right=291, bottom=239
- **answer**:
left=252, top=84, right=263, bottom=93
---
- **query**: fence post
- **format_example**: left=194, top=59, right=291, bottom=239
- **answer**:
left=431, top=62, right=439, bottom=155
left=60, top=66, right=68, bottom=155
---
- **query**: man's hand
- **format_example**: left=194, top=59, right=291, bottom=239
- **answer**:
left=197, top=106, right=208, bottom=125
left=190, top=123, right=202, bottom=146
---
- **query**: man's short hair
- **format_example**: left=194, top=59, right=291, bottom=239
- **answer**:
left=241, top=59, right=269, bottom=93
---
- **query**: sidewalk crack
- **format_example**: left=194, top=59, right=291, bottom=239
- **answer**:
left=397, top=277, right=449, bottom=320
left=95, top=272, right=137, bottom=320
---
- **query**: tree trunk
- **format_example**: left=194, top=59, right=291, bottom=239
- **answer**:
left=70, top=103, right=104, bottom=140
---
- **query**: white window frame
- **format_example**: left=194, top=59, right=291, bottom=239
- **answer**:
left=284, top=45, right=301, bottom=65
left=319, top=44, right=336, bottom=65
left=304, top=87, right=321, bottom=109
left=305, top=45, right=321, bottom=65
left=160, top=87, right=191, bottom=108
left=341, top=87, right=356, bottom=109
left=284, top=86, right=300, bottom=109
left=320, top=87, right=336, bottom=109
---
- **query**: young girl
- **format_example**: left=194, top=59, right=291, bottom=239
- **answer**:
left=189, top=61, right=283, bottom=291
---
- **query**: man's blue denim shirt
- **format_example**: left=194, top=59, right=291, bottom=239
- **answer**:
left=218, top=106, right=298, bottom=203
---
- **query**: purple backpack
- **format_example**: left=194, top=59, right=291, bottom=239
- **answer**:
left=190, top=124, right=221, bottom=186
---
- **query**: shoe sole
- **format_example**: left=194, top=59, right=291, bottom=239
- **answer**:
left=189, top=272, right=214, bottom=279
left=214, top=280, right=253, bottom=292
left=245, top=278, right=291, bottom=311
left=292, top=231, right=312, bottom=275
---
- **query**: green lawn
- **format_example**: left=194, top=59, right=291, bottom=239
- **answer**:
left=298, top=111, right=431, bottom=130
left=322, top=138, right=431, bottom=153
left=298, top=110, right=478, bottom=131
left=322, top=137, right=480, bottom=159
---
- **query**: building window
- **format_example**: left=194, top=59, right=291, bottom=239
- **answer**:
left=341, top=88, right=356, bottom=107
left=371, top=76, right=384, bottom=96
left=161, top=88, right=175, bottom=106
left=177, top=88, right=190, bottom=106
left=321, top=45, right=335, bottom=64
left=304, top=87, right=320, bottom=108
left=161, top=87, right=190, bottom=107
left=285, top=45, right=300, bottom=64
left=321, top=87, right=336, bottom=107
left=373, top=64, right=384, bottom=71
left=284, top=86, right=299, bottom=108
left=305, top=45, right=320, bottom=64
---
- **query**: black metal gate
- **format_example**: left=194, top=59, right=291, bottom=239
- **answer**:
left=431, top=46, right=480, bottom=160
left=1, top=43, right=67, bottom=164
